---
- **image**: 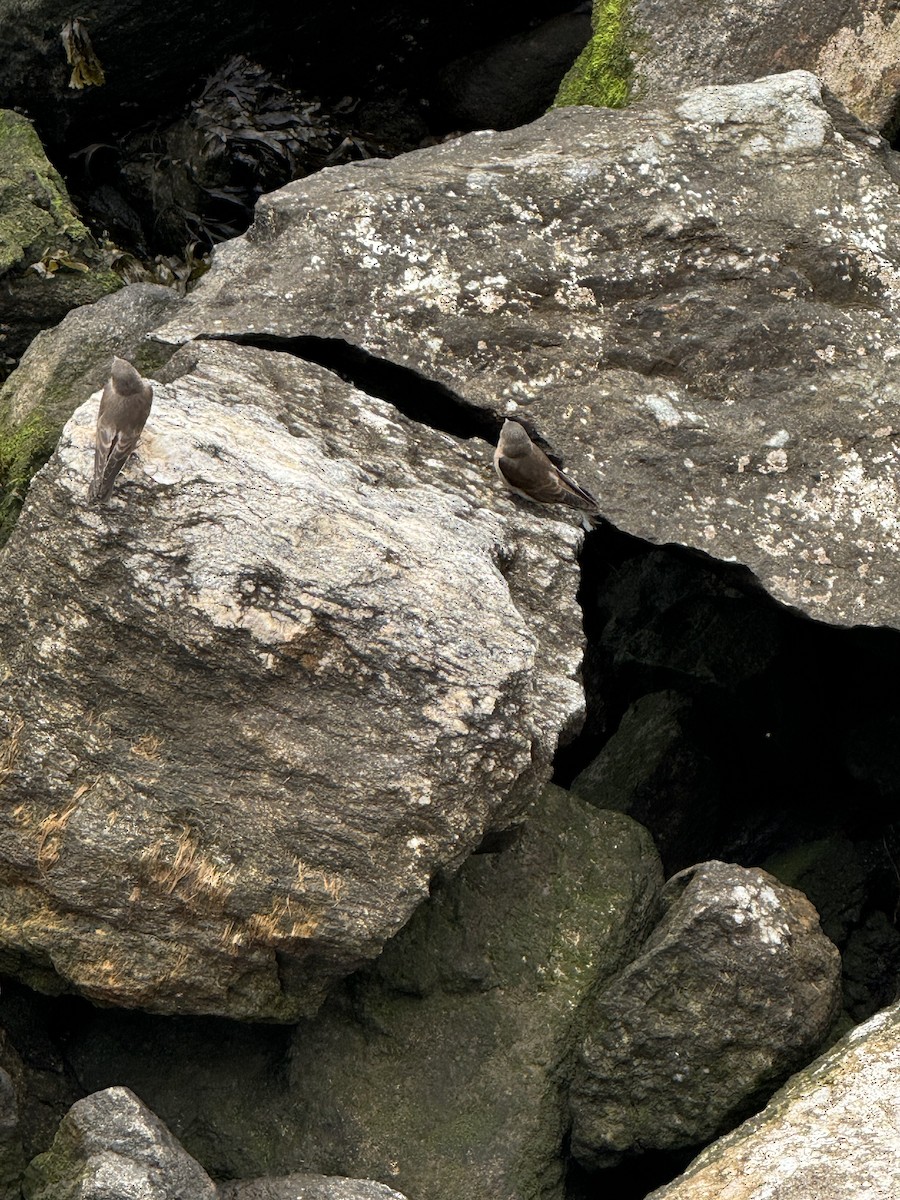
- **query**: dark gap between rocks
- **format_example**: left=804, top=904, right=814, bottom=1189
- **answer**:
left=196, top=332, right=504, bottom=443
left=558, top=523, right=900, bottom=1022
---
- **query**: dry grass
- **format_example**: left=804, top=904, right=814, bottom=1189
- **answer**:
left=139, top=824, right=234, bottom=912
left=130, top=734, right=163, bottom=761
left=0, top=716, right=24, bottom=784
left=34, top=782, right=92, bottom=873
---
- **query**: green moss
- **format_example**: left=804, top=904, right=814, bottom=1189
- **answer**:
left=553, top=0, right=634, bottom=110
left=0, top=409, right=56, bottom=546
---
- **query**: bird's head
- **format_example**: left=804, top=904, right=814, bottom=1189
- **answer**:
left=110, top=357, right=144, bottom=394
left=499, top=419, right=533, bottom=457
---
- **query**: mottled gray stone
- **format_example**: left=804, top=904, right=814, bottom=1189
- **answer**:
left=570, top=861, right=842, bottom=1169
left=0, top=284, right=180, bottom=430
left=0, top=338, right=585, bottom=1019
left=219, top=1176, right=408, bottom=1200
left=22, top=1086, right=216, bottom=1200
left=631, top=0, right=900, bottom=131
left=156, top=71, right=900, bottom=628
left=645, top=999, right=900, bottom=1200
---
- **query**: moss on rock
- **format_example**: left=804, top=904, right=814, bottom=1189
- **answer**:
left=553, top=0, right=633, bottom=110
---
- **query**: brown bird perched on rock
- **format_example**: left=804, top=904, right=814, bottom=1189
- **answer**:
left=88, top=357, right=153, bottom=504
left=493, top=418, right=601, bottom=524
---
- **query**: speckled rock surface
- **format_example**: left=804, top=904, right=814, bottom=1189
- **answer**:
left=631, top=0, right=900, bottom=132
left=22, top=1086, right=216, bottom=1200
left=569, top=860, right=843, bottom=1169
left=0, top=338, right=585, bottom=1019
left=219, top=1175, right=409, bottom=1200
left=645, top=998, right=900, bottom=1200
left=156, top=71, right=900, bottom=628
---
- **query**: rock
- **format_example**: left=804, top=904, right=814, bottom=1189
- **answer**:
left=629, top=0, right=900, bottom=132
left=0, top=110, right=120, bottom=377
left=0, top=1068, right=25, bottom=1200
left=281, top=787, right=662, bottom=1200
left=22, top=1086, right=217, bottom=1200
left=645, top=998, right=900, bottom=1200
left=0, top=283, right=180, bottom=544
left=218, top=1173, right=409, bottom=1200
left=155, top=71, right=900, bottom=629
left=0, top=338, right=585, bottom=1020
left=61, top=787, right=662, bottom=1197
left=569, top=861, right=842, bottom=1169
left=570, top=691, right=723, bottom=870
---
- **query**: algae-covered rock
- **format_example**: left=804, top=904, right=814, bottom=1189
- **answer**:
left=0, top=110, right=120, bottom=374
left=282, top=786, right=663, bottom=1200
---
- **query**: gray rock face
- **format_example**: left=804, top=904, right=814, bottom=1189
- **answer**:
left=22, top=1086, right=217, bottom=1200
left=646, top=999, right=900, bottom=1200
left=631, top=0, right=900, bottom=131
left=0, top=338, right=585, bottom=1019
left=0, top=284, right=180, bottom=431
left=569, top=861, right=842, bottom=1169
left=156, top=71, right=900, bottom=629
left=60, top=787, right=662, bottom=1199
left=219, top=1177, right=408, bottom=1200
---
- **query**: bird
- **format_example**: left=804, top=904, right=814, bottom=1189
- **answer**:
left=87, top=357, right=153, bottom=504
left=493, top=418, right=601, bottom=523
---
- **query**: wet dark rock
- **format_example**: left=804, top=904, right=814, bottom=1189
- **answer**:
left=569, top=861, right=842, bottom=1170
left=434, top=9, right=591, bottom=130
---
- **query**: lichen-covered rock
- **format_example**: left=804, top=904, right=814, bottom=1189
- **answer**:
left=156, top=71, right=900, bottom=629
left=569, top=861, right=842, bottom=1169
left=0, top=338, right=585, bottom=1020
left=630, top=0, right=900, bottom=131
left=645, top=999, right=900, bottom=1200
left=0, top=110, right=120, bottom=375
left=22, top=1086, right=216, bottom=1200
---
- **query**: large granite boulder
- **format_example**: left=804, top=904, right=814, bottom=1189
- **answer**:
left=569, top=861, right=843, bottom=1169
left=156, top=70, right=900, bottom=629
left=0, top=337, right=585, bottom=1019
left=646, top=998, right=900, bottom=1200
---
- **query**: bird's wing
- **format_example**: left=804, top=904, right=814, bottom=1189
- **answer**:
left=89, top=420, right=141, bottom=503
left=552, top=464, right=600, bottom=511
left=497, top=452, right=598, bottom=510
